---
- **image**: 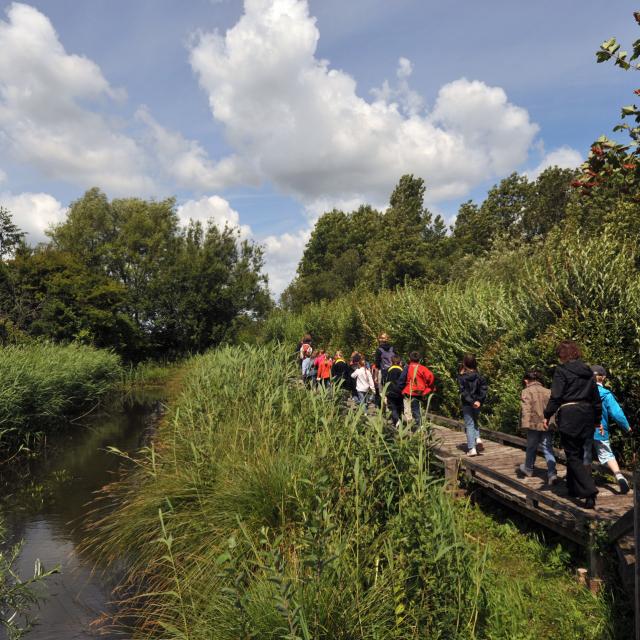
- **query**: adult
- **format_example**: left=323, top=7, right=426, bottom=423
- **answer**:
left=374, top=333, right=397, bottom=386
left=543, top=340, right=601, bottom=509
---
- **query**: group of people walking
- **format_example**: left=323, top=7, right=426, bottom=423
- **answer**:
left=299, top=334, right=633, bottom=510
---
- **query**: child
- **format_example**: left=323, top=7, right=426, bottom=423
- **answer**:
left=317, top=350, right=333, bottom=389
left=299, top=335, right=313, bottom=384
left=384, top=355, right=405, bottom=428
left=311, top=349, right=325, bottom=389
left=351, top=359, right=375, bottom=406
left=397, top=351, right=435, bottom=428
left=458, top=354, right=487, bottom=456
left=349, top=352, right=362, bottom=403
left=518, top=370, right=558, bottom=484
left=584, top=365, right=632, bottom=494
left=331, top=351, right=351, bottom=392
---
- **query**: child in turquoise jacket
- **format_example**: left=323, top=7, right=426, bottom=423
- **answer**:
left=583, top=365, right=633, bottom=493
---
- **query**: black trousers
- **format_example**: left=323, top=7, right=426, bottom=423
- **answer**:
left=387, top=396, right=403, bottom=426
left=560, top=431, right=598, bottom=498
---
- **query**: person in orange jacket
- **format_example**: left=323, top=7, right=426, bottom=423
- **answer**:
left=397, top=351, right=435, bottom=428
left=317, top=351, right=333, bottom=389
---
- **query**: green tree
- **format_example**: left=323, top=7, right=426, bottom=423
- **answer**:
left=0, top=207, right=25, bottom=260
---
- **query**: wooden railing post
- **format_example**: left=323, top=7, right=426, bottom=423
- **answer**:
left=634, top=468, right=640, bottom=640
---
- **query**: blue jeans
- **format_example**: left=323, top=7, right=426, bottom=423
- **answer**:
left=356, top=391, right=368, bottom=405
left=524, top=430, right=557, bottom=475
left=462, top=406, right=480, bottom=450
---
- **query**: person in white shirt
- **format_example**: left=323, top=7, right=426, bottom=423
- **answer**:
left=351, top=361, right=375, bottom=406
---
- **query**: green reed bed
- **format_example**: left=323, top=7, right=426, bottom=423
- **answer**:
left=0, top=342, right=121, bottom=446
left=262, top=228, right=640, bottom=458
left=91, top=344, right=610, bottom=639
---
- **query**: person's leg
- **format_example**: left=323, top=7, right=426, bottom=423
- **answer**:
left=389, top=397, right=402, bottom=427
left=539, top=431, right=557, bottom=479
left=560, top=432, right=598, bottom=500
left=411, top=397, right=421, bottom=428
left=582, top=438, right=593, bottom=476
left=403, top=397, right=413, bottom=424
left=596, top=440, right=630, bottom=493
left=523, top=430, right=540, bottom=473
left=462, top=406, right=477, bottom=452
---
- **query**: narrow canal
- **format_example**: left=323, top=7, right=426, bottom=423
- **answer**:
left=1, top=388, right=166, bottom=639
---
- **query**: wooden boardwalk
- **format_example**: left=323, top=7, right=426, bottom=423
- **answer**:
left=425, top=413, right=636, bottom=587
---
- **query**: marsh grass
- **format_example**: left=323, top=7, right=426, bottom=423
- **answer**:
left=263, top=229, right=640, bottom=465
left=91, top=345, right=611, bottom=639
left=0, top=342, right=121, bottom=447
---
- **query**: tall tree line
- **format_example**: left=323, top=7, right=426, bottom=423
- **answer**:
left=0, top=189, right=271, bottom=360
left=282, top=166, right=578, bottom=311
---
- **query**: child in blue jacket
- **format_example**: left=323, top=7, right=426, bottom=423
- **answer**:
left=583, top=365, right=633, bottom=493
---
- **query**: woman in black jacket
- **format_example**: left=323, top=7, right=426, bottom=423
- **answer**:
left=544, top=340, right=602, bottom=509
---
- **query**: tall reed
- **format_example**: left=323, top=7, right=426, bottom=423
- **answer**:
left=0, top=342, right=121, bottom=446
left=91, top=344, right=610, bottom=639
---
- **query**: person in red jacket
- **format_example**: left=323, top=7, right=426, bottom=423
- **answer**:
left=317, top=351, right=333, bottom=388
left=397, top=351, right=435, bottom=429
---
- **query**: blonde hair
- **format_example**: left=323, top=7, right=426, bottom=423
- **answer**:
left=378, top=332, right=390, bottom=342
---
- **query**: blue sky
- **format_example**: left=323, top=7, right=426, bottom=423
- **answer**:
left=0, top=0, right=638, bottom=293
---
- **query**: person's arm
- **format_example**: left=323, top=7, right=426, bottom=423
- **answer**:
left=397, top=365, right=408, bottom=391
left=375, top=347, right=382, bottom=370
left=424, top=366, right=435, bottom=388
left=351, top=369, right=358, bottom=379
left=606, top=392, right=631, bottom=432
left=366, top=369, right=375, bottom=392
left=520, top=389, right=531, bottom=430
left=544, top=368, right=565, bottom=419
left=478, top=375, right=488, bottom=403
left=590, top=378, right=602, bottom=426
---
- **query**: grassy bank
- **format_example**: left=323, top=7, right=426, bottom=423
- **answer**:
left=263, top=228, right=640, bottom=463
left=91, top=344, right=611, bottom=639
left=0, top=342, right=121, bottom=447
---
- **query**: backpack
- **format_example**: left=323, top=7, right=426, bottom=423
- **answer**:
left=379, top=345, right=396, bottom=371
left=300, top=343, right=313, bottom=360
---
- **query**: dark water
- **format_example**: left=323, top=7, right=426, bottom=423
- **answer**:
left=1, top=389, right=166, bottom=639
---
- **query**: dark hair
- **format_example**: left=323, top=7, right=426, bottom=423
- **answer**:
left=556, top=340, right=581, bottom=363
left=462, top=353, right=477, bottom=371
left=302, top=334, right=312, bottom=343
left=523, top=369, right=543, bottom=383
left=391, top=355, right=402, bottom=365
left=409, top=351, right=421, bottom=362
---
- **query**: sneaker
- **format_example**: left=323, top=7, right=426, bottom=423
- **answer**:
left=467, top=447, right=478, bottom=457
left=518, top=463, right=533, bottom=477
left=476, top=439, right=484, bottom=452
left=547, top=473, right=560, bottom=485
left=617, top=475, right=630, bottom=494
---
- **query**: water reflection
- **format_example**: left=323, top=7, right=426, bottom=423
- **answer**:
left=1, top=389, right=165, bottom=639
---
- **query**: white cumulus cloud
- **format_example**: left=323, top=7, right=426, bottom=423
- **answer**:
left=137, top=107, right=253, bottom=191
left=1, top=191, right=67, bottom=242
left=177, top=195, right=252, bottom=238
left=189, top=0, right=540, bottom=207
left=526, top=145, right=582, bottom=179
left=261, top=228, right=310, bottom=296
left=0, top=3, right=153, bottom=195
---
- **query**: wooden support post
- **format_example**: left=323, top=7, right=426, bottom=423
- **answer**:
left=588, top=522, right=603, bottom=585
left=443, top=457, right=459, bottom=492
left=634, top=468, right=640, bottom=640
